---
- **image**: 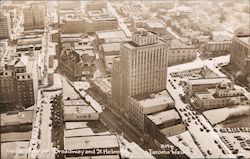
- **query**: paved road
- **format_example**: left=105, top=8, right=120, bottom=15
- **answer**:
left=167, top=55, right=236, bottom=158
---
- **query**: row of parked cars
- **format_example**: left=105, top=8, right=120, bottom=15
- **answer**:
left=220, top=127, right=250, bottom=133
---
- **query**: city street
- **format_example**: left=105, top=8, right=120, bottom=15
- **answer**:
left=166, top=55, right=236, bottom=158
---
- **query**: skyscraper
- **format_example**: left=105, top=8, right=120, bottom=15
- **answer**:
left=230, top=35, right=250, bottom=75
left=111, top=30, right=169, bottom=126
left=23, top=3, right=45, bottom=30
left=0, top=12, right=11, bottom=39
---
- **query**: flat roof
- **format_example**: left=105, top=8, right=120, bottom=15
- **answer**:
left=101, top=43, right=120, bottom=52
left=1, top=141, right=29, bottom=159
left=64, top=106, right=96, bottom=114
left=64, top=99, right=88, bottom=106
left=96, top=30, right=126, bottom=39
left=1, top=111, right=33, bottom=126
left=147, top=109, right=180, bottom=126
left=239, top=37, right=250, bottom=46
left=1, top=131, right=32, bottom=142
left=136, top=90, right=174, bottom=108
left=146, top=19, right=165, bottom=28
left=122, top=38, right=165, bottom=50
left=65, top=128, right=110, bottom=138
left=196, top=92, right=215, bottom=99
left=64, top=135, right=119, bottom=150
left=65, top=122, right=89, bottom=130
left=122, top=140, right=155, bottom=159
left=171, top=39, right=196, bottom=49
left=93, top=77, right=111, bottom=94
left=188, top=77, right=231, bottom=86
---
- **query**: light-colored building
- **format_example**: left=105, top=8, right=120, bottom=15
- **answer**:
left=230, top=35, right=250, bottom=75
left=169, top=39, right=197, bottom=65
left=23, top=3, right=45, bottom=30
left=111, top=30, right=169, bottom=130
left=195, top=82, right=245, bottom=110
left=100, top=42, right=120, bottom=70
left=0, top=12, right=11, bottom=39
left=63, top=99, right=99, bottom=121
left=186, top=77, right=231, bottom=96
left=58, top=1, right=81, bottom=10
left=204, top=40, right=231, bottom=55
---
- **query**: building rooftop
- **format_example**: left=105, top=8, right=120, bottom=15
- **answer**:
left=136, top=90, right=174, bottom=108
left=238, top=36, right=250, bottom=46
left=101, top=43, right=120, bottom=53
left=1, top=131, right=32, bottom=142
left=146, top=19, right=166, bottom=29
left=147, top=109, right=180, bottom=126
left=96, top=30, right=126, bottom=39
left=196, top=92, right=215, bottom=100
left=188, top=77, right=231, bottom=86
left=64, top=106, right=96, bottom=114
left=64, top=99, right=88, bottom=106
left=65, top=127, right=110, bottom=138
left=64, top=135, right=119, bottom=150
left=170, top=39, right=196, bottom=49
left=64, top=121, right=110, bottom=138
left=92, top=77, right=111, bottom=94
left=1, top=141, right=29, bottom=159
left=1, top=111, right=33, bottom=126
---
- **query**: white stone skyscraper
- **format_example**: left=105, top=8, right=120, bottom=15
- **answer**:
left=111, top=30, right=169, bottom=125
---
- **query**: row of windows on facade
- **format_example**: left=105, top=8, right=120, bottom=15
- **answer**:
left=171, top=49, right=196, bottom=54
left=16, top=75, right=31, bottom=79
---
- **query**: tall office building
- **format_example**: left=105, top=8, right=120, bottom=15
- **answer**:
left=23, top=3, right=45, bottom=30
left=58, top=1, right=81, bottom=10
left=111, top=30, right=169, bottom=120
left=230, top=35, right=250, bottom=75
left=0, top=58, right=34, bottom=111
left=0, top=12, right=11, bottom=39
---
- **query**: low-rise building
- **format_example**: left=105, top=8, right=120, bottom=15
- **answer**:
left=169, top=39, right=197, bottom=65
left=204, top=40, right=231, bottom=55
left=186, top=77, right=231, bottom=96
left=127, top=90, right=175, bottom=132
left=0, top=110, right=33, bottom=133
left=100, top=42, right=120, bottom=70
left=64, top=121, right=120, bottom=158
left=145, top=109, right=185, bottom=141
left=63, top=99, right=99, bottom=121
left=195, top=82, right=246, bottom=110
left=60, top=44, right=96, bottom=80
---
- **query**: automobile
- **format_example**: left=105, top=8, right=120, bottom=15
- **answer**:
left=200, top=128, right=204, bottom=132
left=184, top=113, right=188, bottom=117
left=209, top=58, right=213, bottom=61
left=206, top=129, right=210, bottom=132
left=214, top=140, right=218, bottom=144
left=195, top=121, right=198, bottom=125
left=214, top=128, right=218, bottom=132
left=207, top=150, right=212, bottom=155
left=179, top=108, right=183, bottom=112
left=192, top=116, right=195, bottom=120
left=232, top=149, right=239, bottom=154
left=222, top=150, right=226, bottom=154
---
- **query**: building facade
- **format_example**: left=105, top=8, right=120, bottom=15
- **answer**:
left=0, top=13, right=11, bottom=39
left=230, top=35, right=250, bottom=75
left=111, top=30, right=169, bottom=131
left=0, top=58, right=35, bottom=111
left=195, top=82, right=245, bottom=110
left=23, top=3, right=45, bottom=30
left=169, top=39, right=197, bottom=65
